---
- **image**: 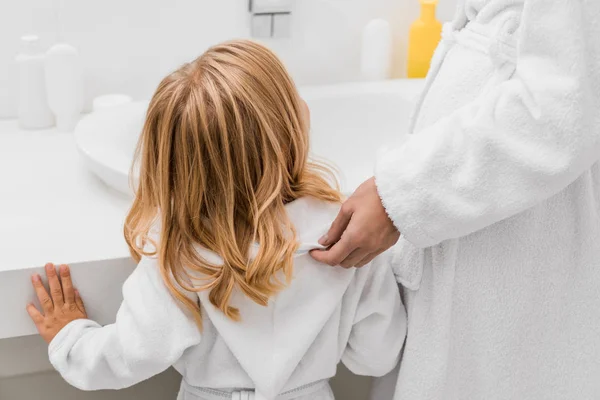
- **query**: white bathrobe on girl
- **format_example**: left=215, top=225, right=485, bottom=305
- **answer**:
left=48, top=197, right=406, bottom=400
left=372, top=0, right=600, bottom=399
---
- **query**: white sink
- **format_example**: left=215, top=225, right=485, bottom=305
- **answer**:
left=75, top=101, right=148, bottom=195
left=75, top=79, right=425, bottom=196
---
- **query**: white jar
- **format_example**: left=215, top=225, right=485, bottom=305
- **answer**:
left=16, top=35, right=55, bottom=129
left=44, top=43, right=84, bottom=132
left=92, top=94, right=132, bottom=112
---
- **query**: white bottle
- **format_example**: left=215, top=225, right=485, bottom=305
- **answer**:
left=360, top=19, right=393, bottom=81
left=0, top=63, right=17, bottom=119
left=44, top=43, right=83, bottom=132
left=16, top=35, right=55, bottom=129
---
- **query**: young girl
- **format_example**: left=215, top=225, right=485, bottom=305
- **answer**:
left=26, top=40, right=406, bottom=400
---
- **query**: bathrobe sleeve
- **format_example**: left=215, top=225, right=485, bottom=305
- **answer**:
left=47, top=256, right=202, bottom=390
left=375, top=0, right=600, bottom=248
left=341, top=256, right=407, bottom=377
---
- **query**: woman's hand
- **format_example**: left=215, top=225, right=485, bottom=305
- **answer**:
left=310, top=177, right=400, bottom=268
left=27, top=263, right=87, bottom=343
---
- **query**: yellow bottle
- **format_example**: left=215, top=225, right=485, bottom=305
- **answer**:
left=407, top=0, right=443, bottom=78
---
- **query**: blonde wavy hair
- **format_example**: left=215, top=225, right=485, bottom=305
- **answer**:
left=124, top=40, right=342, bottom=328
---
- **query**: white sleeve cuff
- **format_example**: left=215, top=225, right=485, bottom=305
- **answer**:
left=375, top=146, right=440, bottom=248
left=48, top=319, right=101, bottom=369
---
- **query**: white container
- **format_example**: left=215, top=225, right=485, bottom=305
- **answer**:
left=44, top=43, right=84, bottom=132
left=360, top=19, right=393, bottom=81
left=16, top=35, right=55, bottom=129
left=92, top=94, right=132, bottom=112
left=0, top=64, right=17, bottom=119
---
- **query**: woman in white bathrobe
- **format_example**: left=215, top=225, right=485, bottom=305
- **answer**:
left=312, top=0, right=600, bottom=399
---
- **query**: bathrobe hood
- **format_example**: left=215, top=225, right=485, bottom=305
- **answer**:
left=195, top=197, right=355, bottom=399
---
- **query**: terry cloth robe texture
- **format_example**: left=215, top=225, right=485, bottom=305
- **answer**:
left=371, top=0, right=600, bottom=399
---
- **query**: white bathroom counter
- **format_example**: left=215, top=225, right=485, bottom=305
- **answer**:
left=0, top=120, right=132, bottom=272
left=0, top=120, right=136, bottom=339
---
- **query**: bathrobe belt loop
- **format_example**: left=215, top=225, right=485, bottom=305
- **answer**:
left=180, top=378, right=329, bottom=400
left=407, top=20, right=464, bottom=135
left=441, top=22, right=458, bottom=45
left=490, top=15, right=520, bottom=69
left=408, top=15, right=521, bottom=135
left=231, top=391, right=252, bottom=400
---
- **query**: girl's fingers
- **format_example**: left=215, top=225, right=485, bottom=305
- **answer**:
left=31, top=273, right=53, bottom=314
left=45, top=263, right=64, bottom=308
left=74, top=290, right=87, bottom=316
left=59, top=265, right=75, bottom=305
left=26, top=303, right=44, bottom=325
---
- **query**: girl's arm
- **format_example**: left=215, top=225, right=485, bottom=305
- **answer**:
left=30, top=258, right=202, bottom=391
left=341, top=254, right=407, bottom=377
left=376, top=0, right=600, bottom=248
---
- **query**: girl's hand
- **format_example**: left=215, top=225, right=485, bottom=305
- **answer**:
left=27, top=263, right=87, bottom=344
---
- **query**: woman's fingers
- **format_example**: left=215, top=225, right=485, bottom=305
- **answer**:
left=355, top=250, right=384, bottom=269
left=340, top=248, right=368, bottom=269
left=319, top=203, right=353, bottom=247
left=311, top=177, right=400, bottom=269
left=74, top=290, right=87, bottom=317
left=59, top=265, right=75, bottom=305
left=311, top=233, right=356, bottom=267
left=31, top=273, right=53, bottom=314
left=45, top=263, right=64, bottom=308
left=26, top=303, right=44, bottom=325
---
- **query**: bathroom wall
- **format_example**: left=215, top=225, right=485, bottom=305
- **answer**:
left=0, top=0, right=457, bottom=118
